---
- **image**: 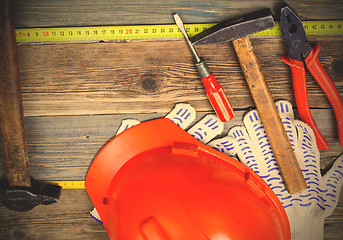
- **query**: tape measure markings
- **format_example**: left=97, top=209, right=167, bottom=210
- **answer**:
left=44, top=180, right=85, bottom=189
left=15, top=24, right=213, bottom=43
left=16, top=21, right=343, bottom=43
left=302, top=20, right=343, bottom=35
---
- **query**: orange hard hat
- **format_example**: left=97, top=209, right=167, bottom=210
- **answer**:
left=85, top=118, right=290, bottom=240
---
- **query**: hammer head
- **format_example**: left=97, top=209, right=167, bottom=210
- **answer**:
left=0, top=178, right=61, bottom=212
left=191, top=9, right=275, bottom=45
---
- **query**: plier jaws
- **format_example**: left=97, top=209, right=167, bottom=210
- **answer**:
left=280, top=6, right=343, bottom=150
left=280, top=6, right=312, bottom=61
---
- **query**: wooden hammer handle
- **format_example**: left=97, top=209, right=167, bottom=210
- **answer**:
left=232, top=36, right=307, bottom=194
left=0, top=0, right=31, bottom=187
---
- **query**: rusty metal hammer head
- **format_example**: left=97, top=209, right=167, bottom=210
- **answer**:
left=0, top=178, right=61, bottom=212
left=190, top=9, right=275, bottom=45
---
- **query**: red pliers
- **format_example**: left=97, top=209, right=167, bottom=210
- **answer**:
left=280, top=6, right=343, bottom=150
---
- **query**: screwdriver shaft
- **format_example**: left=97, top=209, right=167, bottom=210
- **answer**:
left=173, top=14, right=201, bottom=63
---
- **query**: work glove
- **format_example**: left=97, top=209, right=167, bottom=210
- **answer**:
left=208, top=100, right=343, bottom=240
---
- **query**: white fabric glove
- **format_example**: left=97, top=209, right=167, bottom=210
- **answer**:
left=208, top=100, right=343, bottom=240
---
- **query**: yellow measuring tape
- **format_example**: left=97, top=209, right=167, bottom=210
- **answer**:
left=43, top=180, right=85, bottom=189
left=37, top=20, right=342, bottom=189
left=16, top=21, right=343, bottom=43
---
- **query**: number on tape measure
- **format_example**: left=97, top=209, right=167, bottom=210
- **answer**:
left=15, top=21, right=343, bottom=43
left=303, top=21, right=343, bottom=35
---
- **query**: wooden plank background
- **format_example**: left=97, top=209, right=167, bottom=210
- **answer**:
left=0, top=0, right=343, bottom=239
left=11, top=0, right=343, bottom=28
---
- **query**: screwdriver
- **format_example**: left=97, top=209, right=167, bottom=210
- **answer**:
left=173, top=14, right=235, bottom=122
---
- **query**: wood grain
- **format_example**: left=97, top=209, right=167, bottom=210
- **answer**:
left=0, top=189, right=109, bottom=240
left=233, top=36, right=306, bottom=193
left=0, top=109, right=341, bottom=180
left=0, top=0, right=31, bottom=186
left=11, top=0, right=343, bottom=28
left=15, top=36, right=343, bottom=117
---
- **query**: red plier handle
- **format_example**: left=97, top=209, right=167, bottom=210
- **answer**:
left=281, top=44, right=343, bottom=150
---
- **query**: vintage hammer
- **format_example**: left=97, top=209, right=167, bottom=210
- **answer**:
left=0, top=0, right=61, bottom=211
left=191, top=9, right=307, bottom=194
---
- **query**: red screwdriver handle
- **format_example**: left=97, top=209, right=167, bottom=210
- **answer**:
left=281, top=55, right=329, bottom=150
left=201, top=73, right=235, bottom=122
left=305, top=44, right=343, bottom=147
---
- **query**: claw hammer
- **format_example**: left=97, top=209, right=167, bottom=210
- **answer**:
left=191, top=9, right=307, bottom=194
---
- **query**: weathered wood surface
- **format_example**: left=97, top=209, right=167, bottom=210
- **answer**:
left=0, top=189, right=342, bottom=239
left=12, top=0, right=343, bottom=28
left=0, top=109, right=342, bottom=180
left=15, top=36, right=343, bottom=117
left=0, top=190, right=109, bottom=240
left=1, top=0, right=343, bottom=239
